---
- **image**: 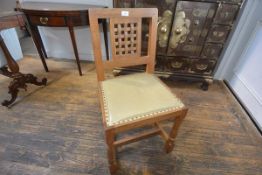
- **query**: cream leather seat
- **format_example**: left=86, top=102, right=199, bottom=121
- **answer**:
left=101, top=73, right=185, bottom=126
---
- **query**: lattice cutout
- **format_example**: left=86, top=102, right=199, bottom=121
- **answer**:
left=110, top=18, right=141, bottom=58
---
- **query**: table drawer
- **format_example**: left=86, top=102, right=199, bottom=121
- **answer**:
left=29, top=16, right=66, bottom=26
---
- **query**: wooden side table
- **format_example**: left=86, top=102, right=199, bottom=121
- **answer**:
left=0, top=11, right=47, bottom=107
left=19, top=2, right=109, bottom=76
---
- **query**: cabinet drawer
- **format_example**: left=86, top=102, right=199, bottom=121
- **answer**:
left=201, top=0, right=242, bottom=4
left=214, top=4, right=239, bottom=25
left=155, top=56, right=170, bottom=72
left=169, top=58, right=189, bottom=72
left=189, top=59, right=216, bottom=75
left=207, top=25, right=230, bottom=43
left=29, top=16, right=66, bottom=26
left=201, top=44, right=223, bottom=59
left=168, top=44, right=203, bottom=57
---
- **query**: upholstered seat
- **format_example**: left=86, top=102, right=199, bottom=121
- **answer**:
left=101, top=73, right=185, bottom=126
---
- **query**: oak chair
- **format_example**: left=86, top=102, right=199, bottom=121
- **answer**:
left=89, top=8, right=188, bottom=174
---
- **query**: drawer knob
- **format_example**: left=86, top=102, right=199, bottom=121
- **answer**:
left=40, top=17, right=48, bottom=25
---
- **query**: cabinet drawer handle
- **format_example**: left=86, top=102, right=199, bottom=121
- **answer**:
left=196, top=64, right=208, bottom=70
left=172, top=61, right=183, bottom=69
left=160, top=25, right=168, bottom=33
left=40, top=17, right=48, bottom=25
left=175, top=28, right=183, bottom=35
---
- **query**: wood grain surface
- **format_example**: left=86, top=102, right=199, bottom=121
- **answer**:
left=0, top=57, right=261, bottom=175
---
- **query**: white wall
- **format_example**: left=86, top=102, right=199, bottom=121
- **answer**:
left=21, top=0, right=112, bottom=6
left=0, top=0, right=23, bottom=67
left=235, top=22, right=262, bottom=100
left=0, top=0, right=17, bottom=11
left=0, top=29, right=23, bottom=67
left=21, top=0, right=112, bottom=61
left=227, top=22, right=262, bottom=130
left=214, top=0, right=261, bottom=80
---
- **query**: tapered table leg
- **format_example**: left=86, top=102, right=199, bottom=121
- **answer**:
left=34, top=26, right=48, bottom=58
left=68, top=26, right=82, bottom=76
left=30, top=25, right=49, bottom=72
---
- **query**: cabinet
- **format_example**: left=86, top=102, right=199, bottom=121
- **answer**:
left=113, top=0, right=244, bottom=90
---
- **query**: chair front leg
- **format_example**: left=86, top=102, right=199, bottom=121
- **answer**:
left=165, top=110, right=187, bottom=153
left=105, top=130, right=118, bottom=174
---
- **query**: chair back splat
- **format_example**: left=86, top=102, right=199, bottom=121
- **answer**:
left=89, top=8, right=158, bottom=81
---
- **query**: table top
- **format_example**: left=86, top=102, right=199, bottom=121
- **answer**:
left=20, top=1, right=106, bottom=12
left=0, top=11, right=24, bottom=31
left=0, top=11, right=22, bottom=19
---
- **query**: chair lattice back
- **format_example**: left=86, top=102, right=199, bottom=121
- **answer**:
left=89, top=8, right=158, bottom=81
left=110, top=18, right=141, bottom=58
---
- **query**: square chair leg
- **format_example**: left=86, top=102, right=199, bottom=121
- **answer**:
left=105, top=130, right=118, bottom=174
left=165, top=110, right=187, bottom=153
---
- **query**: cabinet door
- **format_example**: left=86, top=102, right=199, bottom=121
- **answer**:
left=167, top=1, right=217, bottom=57
left=135, top=0, right=176, bottom=55
left=114, top=0, right=176, bottom=55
